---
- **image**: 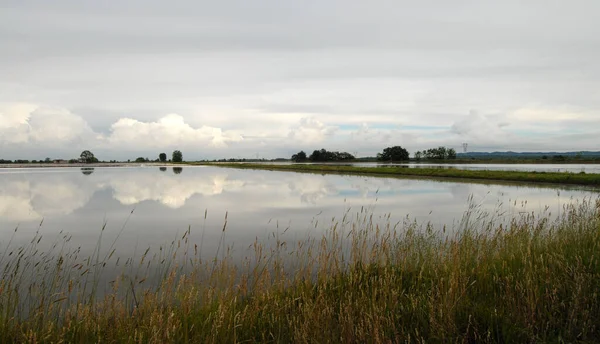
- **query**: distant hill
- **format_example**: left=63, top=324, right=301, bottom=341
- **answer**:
left=457, top=151, right=600, bottom=158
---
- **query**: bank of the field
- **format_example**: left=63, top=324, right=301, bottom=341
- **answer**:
left=0, top=162, right=180, bottom=169
left=191, top=162, right=600, bottom=187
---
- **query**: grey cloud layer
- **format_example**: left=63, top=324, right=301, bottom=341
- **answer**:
left=1, top=0, right=599, bottom=158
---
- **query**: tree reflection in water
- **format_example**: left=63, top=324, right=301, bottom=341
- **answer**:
left=81, top=167, right=94, bottom=175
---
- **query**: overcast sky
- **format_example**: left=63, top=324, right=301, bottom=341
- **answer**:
left=1, top=0, right=599, bottom=160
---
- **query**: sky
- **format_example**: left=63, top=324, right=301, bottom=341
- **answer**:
left=1, top=0, right=599, bottom=160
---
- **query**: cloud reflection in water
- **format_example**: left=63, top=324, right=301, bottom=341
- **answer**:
left=0, top=166, right=596, bottom=261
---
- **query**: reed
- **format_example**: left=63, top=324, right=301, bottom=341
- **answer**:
left=1, top=197, right=599, bottom=343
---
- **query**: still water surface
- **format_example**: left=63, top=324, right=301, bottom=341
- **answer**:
left=1, top=166, right=598, bottom=261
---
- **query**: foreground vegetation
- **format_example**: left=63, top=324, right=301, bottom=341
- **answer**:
left=199, top=162, right=600, bottom=187
left=1, top=197, right=600, bottom=343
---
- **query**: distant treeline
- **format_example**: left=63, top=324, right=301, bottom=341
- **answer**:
left=0, top=159, right=120, bottom=164
left=0, top=158, right=80, bottom=164
left=292, top=146, right=456, bottom=162
left=4, top=149, right=600, bottom=165
left=289, top=147, right=600, bottom=163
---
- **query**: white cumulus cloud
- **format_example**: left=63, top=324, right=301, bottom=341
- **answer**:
left=0, top=103, right=99, bottom=147
left=288, top=117, right=337, bottom=144
left=108, top=114, right=243, bottom=149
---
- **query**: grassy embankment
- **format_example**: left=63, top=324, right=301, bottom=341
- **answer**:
left=355, top=158, right=600, bottom=164
left=194, top=162, right=600, bottom=187
left=1, top=197, right=600, bottom=343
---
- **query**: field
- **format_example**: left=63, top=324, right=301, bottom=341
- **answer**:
left=1, top=196, right=600, bottom=343
left=194, top=162, right=600, bottom=188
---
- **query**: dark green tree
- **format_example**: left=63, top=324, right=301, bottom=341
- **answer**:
left=423, top=146, right=459, bottom=159
left=423, top=146, right=449, bottom=160
left=80, top=150, right=98, bottom=163
left=310, top=149, right=324, bottom=162
left=447, top=148, right=457, bottom=159
left=377, top=146, right=409, bottom=162
left=172, top=150, right=183, bottom=162
left=309, top=149, right=355, bottom=162
left=291, top=151, right=308, bottom=162
left=135, top=157, right=147, bottom=163
left=159, top=153, right=167, bottom=162
left=437, top=146, right=447, bottom=159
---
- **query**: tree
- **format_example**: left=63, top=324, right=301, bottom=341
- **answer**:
left=435, top=146, right=447, bottom=160
left=172, top=150, right=183, bottom=162
left=310, top=149, right=324, bottom=162
left=423, top=146, right=449, bottom=160
left=414, top=151, right=422, bottom=161
left=80, top=150, right=97, bottom=163
left=159, top=153, right=167, bottom=162
left=377, top=146, right=409, bottom=162
left=291, top=151, right=308, bottom=162
left=447, top=148, right=457, bottom=159
left=135, top=157, right=147, bottom=163
left=308, top=149, right=355, bottom=162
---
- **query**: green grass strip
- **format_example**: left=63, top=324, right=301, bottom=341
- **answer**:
left=190, top=162, right=600, bottom=187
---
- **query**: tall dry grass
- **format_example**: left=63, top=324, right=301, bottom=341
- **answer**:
left=1, top=197, right=599, bottom=343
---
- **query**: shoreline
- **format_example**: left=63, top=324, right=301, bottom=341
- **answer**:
left=192, top=162, right=600, bottom=188
left=4, top=161, right=600, bottom=188
left=0, top=162, right=179, bottom=169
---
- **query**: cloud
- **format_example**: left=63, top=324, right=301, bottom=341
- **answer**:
left=450, top=110, right=515, bottom=146
left=106, top=171, right=245, bottom=208
left=0, top=169, right=247, bottom=221
left=287, top=177, right=338, bottom=205
left=288, top=117, right=337, bottom=144
left=0, top=103, right=34, bottom=144
left=509, top=107, right=587, bottom=124
left=108, top=114, right=243, bottom=149
left=28, top=107, right=98, bottom=144
left=0, top=103, right=98, bottom=147
left=0, top=180, right=42, bottom=221
left=348, top=122, right=404, bottom=144
left=0, top=104, right=249, bottom=158
left=0, top=103, right=35, bottom=129
left=0, top=174, right=97, bottom=221
left=1, top=1, right=599, bottom=156
left=349, top=123, right=371, bottom=140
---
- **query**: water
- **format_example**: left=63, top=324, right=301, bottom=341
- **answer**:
left=259, top=161, right=600, bottom=173
left=0, top=166, right=597, bottom=263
